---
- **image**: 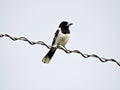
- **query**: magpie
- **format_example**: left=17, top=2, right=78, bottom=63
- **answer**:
left=42, top=21, right=73, bottom=64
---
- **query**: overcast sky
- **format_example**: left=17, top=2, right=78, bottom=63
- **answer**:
left=0, top=0, right=120, bottom=90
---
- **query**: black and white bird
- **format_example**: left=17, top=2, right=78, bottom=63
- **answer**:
left=42, top=21, right=73, bottom=64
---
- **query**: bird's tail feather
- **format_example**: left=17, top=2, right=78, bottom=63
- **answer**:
left=42, top=47, right=57, bottom=64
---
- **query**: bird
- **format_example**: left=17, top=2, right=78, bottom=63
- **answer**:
left=42, top=21, right=73, bottom=64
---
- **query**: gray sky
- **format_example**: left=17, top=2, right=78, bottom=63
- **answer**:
left=0, top=0, right=120, bottom=90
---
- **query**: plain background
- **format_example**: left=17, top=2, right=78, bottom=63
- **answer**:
left=0, top=0, right=120, bottom=90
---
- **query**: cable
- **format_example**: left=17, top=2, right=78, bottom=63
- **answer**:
left=0, top=34, right=120, bottom=66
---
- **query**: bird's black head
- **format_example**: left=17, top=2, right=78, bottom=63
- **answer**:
left=59, top=21, right=73, bottom=30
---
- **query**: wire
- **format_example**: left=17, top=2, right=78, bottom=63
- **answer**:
left=0, top=33, right=120, bottom=66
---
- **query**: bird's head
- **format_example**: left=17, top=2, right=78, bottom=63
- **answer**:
left=59, top=21, right=73, bottom=30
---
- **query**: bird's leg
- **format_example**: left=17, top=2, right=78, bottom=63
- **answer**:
left=63, top=46, right=72, bottom=53
left=63, top=46, right=68, bottom=51
left=58, top=45, right=70, bottom=53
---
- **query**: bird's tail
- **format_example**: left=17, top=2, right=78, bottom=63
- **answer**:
left=42, top=47, right=57, bottom=64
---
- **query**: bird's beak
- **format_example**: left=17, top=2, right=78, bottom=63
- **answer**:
left=68, top=23, right=73, bottom=26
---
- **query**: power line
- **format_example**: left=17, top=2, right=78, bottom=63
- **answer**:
left=0, top=33, right=120, bottom=66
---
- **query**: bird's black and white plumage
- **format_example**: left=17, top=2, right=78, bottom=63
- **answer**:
left=42, top=21, right=73, bottom=64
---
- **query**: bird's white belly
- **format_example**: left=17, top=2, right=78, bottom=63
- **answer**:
left=55, top=31, right=70, bottom=46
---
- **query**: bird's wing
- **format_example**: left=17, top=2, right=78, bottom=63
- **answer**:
left=52, top=29, right=59, bottom=45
